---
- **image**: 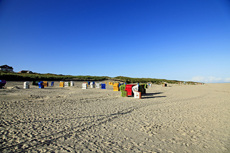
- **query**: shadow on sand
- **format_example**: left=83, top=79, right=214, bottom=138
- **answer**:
left=142, top=92, right=166, bottom=99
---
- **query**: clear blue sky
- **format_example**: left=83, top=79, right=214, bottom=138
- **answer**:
left=1, top=0, right=230, bottom=83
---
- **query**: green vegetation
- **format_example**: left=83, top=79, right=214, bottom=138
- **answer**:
left=0, top=71, right=109, bottom=81
left=0, top=71, right=197, bottom=84
left=113, top=76, right=183, bottom=84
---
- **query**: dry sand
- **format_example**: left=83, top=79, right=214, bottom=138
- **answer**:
left=0, top=81, right=230, bottom=152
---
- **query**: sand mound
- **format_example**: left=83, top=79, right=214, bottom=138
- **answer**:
left=6, top=86, right=21, bottom=90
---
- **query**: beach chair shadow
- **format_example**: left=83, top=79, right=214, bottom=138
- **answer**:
left=142, top=92, right=166, bottom=99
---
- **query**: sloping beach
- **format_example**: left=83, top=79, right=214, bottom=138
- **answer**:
left=1, top=82, right=230, bottom=152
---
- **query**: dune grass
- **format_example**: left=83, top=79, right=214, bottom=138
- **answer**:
left=0, top=71, right=109, bottom=81
left=0, top=71, right=197, bottom=84
left=113, top=76, right=183, bottom=84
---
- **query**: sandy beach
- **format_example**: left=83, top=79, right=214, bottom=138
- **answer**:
left=0, top=81, right=230, bottom=152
